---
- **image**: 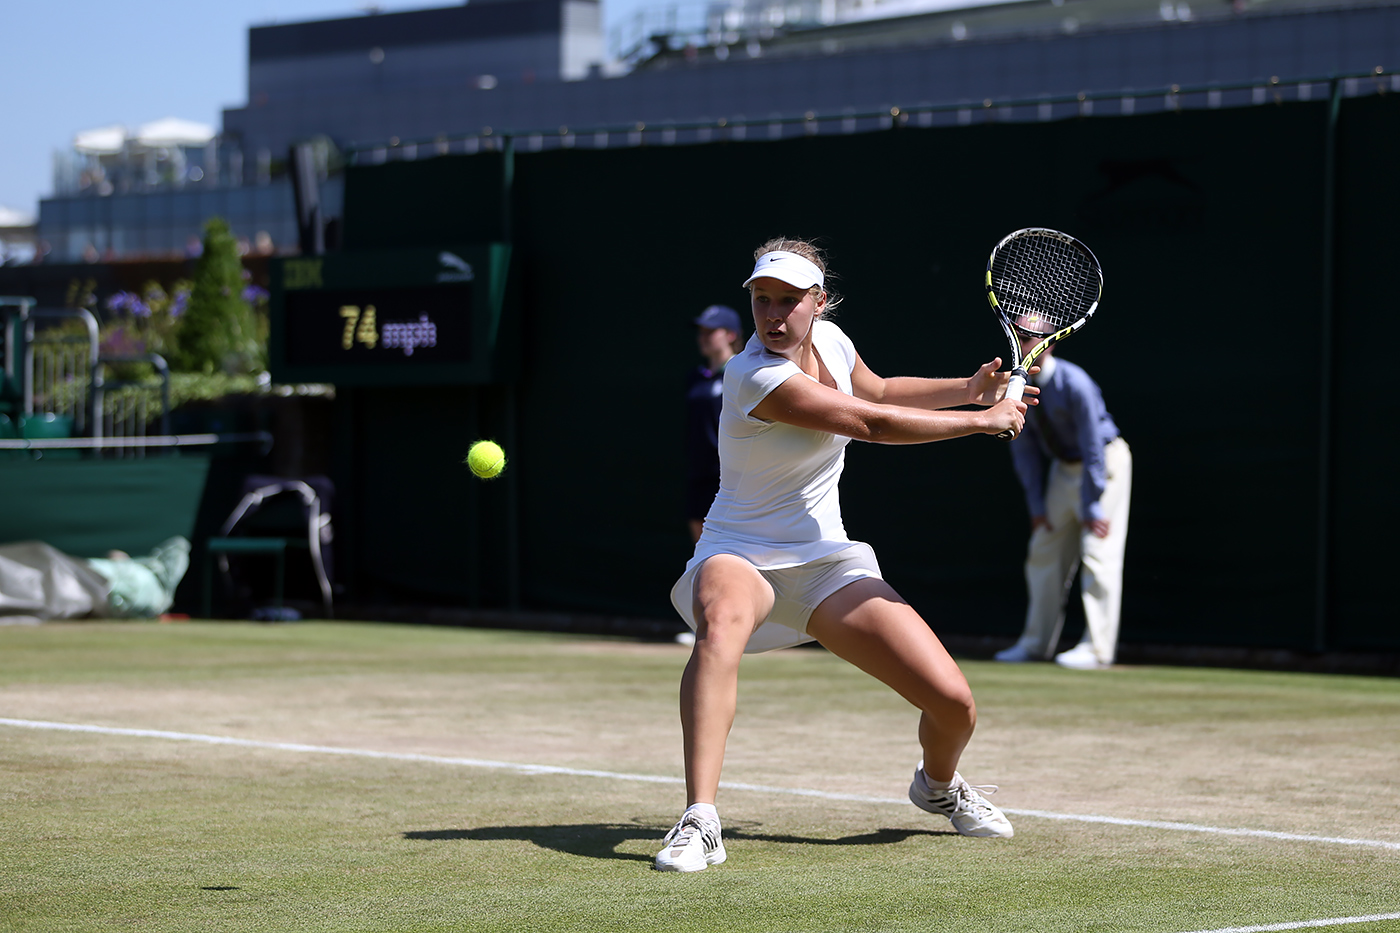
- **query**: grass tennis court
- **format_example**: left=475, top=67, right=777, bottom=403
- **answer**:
left=2, top=621, right=1397, bottom=933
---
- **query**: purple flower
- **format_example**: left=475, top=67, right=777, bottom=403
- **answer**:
left=242, top=285, right=269, bottom=304
left=104, top=290, right=151, bottom=318
left=171, top=290, right=189, bottom=317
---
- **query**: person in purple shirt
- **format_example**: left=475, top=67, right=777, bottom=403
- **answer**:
left=995, top=335, right=1132, bottom=670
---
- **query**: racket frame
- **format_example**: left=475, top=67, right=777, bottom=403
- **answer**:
left=984, top=227, right=1102, bottom=438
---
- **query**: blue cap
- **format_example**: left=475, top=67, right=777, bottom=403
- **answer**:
left=694, top=305, right=742, bottom=333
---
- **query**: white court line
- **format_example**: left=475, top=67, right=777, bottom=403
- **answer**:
left=1178, top=912, right=1400, bottom=933
left=4, top=717, right=1400, bottom=854
left=1003, top=807, right=1400, bottom=851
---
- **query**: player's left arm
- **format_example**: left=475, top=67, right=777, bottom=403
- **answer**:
left=851, top=354, right=1035, bottom=409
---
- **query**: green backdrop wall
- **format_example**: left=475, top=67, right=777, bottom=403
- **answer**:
left=328, top=94, right=1397, bottom=653
left=0, top=457, right=211, bottom=559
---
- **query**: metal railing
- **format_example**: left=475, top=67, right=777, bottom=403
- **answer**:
left=0, top=431, right=273, bottom=453
left=25, top=310, right=100, bottom=439
left=609, top=0, right=838, bottom=64
left=94, top=354, right=171, bottom=453
left=344, top=67, right=1397, bottom=162
left=0, top=298, right=178, bottom=457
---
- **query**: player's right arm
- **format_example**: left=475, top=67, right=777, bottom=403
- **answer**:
left=750, top=372, right=1025, bottom=443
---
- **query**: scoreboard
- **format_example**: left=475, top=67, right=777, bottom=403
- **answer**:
left=268, top=244, right=512, bottom=385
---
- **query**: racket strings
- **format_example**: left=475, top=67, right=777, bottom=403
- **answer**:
left=990, top=236, right=1099, bottom=335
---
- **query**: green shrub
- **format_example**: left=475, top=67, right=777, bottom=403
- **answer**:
left=171, top=217, right=264, bottom=374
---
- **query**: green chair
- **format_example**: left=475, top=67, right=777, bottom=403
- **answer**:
left=202, top=537, right=310, bottom=618
left=19, top=413, right=78, bottom=459
left=201, top=477, right=334, bottom=620
left=19, top=412, right=74, bottom=438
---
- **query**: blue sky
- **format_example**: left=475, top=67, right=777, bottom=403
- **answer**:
left=0, top=0, right=643, bottom=221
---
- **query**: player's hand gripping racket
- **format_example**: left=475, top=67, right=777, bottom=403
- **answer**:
left=985, top=227, right=1103, bottom=439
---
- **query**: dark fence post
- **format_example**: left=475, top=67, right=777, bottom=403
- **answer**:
left=1315, top=78, right=1342, bottom=653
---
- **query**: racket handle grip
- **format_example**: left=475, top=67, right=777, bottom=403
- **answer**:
left=996, top=371, right=1027, bottom=441
left=1003, top=373, right=1027, bottom=403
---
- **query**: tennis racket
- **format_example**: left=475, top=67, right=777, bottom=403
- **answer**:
left=985, top=227, right=1103, bottom=440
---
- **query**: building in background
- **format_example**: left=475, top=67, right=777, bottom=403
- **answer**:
left=0, top=207, right=37, bottom=266
left=32, top=0, right=1400, bottom=263
left=54, top=119, right=220, bottom=200
left=36, top=0, right=605, bottom=264
left=42, top=118, right=256, bottom=264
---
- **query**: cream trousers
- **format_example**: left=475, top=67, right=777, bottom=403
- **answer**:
left=1015, top=437, right=1132, bottom=664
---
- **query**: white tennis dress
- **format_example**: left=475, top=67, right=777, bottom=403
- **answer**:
left=671, top=320, right=882, bottom=652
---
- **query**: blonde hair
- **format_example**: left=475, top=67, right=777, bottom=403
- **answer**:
left=752, top=237, right=841, bottom=315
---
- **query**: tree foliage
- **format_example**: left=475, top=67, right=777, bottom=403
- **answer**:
left=172, top=217, right=264, bottom=374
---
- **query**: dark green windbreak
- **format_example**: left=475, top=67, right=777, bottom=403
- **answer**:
left=14, top=93, right=1385, bottom=650
left=0, top=457, right=210, bottom=559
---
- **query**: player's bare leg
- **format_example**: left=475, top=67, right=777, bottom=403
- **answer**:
left=681, top=555, right=773, bottom=804
left=807, top=578, right=1013, bottom=838
left=807, top=579, right=973, bottom=777
left=657, top=555, right=773, bottom=872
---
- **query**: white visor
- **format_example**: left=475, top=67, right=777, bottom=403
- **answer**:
left=742, top=251, right=825, bottom=290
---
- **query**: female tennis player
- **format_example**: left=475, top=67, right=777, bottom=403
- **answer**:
left=656, top=238, right=1032, bottom=872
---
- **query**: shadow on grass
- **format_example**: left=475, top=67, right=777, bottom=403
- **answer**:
left=403, top=821, right=953, bottom=863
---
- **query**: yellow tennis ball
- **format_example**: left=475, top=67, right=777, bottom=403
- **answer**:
left=465, top=440, right=506, bottom=479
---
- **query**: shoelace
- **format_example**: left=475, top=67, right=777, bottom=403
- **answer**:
left=952, top=780, right=1001, bottom=815
left=663, top=816, right=715, bottom=851
left=662, top=817, right=697, bottom=847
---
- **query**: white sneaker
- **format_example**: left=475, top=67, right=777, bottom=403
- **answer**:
left=654, top=810, right=726, bottom=872
left=1054, top=643, right=1110, bottom=670
left=908, top=765, right=1014, bottom=838
left=993, top=643, right=1038, bottom=663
